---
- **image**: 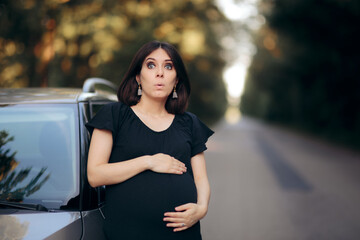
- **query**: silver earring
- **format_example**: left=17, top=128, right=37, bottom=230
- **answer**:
left=137, top=84, right=142, bottom=96
left=172, top=86, right=178, bottom=99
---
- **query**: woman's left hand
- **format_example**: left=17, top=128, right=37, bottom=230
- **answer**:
left=163, top=203, right=208, bottom=232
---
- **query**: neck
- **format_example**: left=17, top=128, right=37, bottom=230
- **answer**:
left=135, top=96, right=168, bottom=116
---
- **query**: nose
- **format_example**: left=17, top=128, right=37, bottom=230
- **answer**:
left=156, top=68, right=164, bottom=78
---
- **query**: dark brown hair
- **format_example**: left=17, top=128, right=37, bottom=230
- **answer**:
left=117, top=41, right=191, bottom=114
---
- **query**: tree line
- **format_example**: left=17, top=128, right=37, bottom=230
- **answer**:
left=241, top=0, right=360, bottom=149
left=0, top=0, right=230, bottom=125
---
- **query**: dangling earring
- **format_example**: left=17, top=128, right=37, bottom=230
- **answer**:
left=137, top=83, right=142, bottom=96
left=172, top=86, right=178, bottom=99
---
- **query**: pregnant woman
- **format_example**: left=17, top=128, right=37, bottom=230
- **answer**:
left=86, top=40, right=213, bottom=240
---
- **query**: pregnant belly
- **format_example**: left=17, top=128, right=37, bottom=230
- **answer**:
left=105, top=171, right=197, bottom=223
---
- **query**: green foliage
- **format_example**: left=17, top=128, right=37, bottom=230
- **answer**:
left=0, top=130, right=17, bottom=179
left=0, top=0, right=229, bottom=124
left=0, top=130, right=50, bottom=201
left=241, top=0, right=360, bottom=148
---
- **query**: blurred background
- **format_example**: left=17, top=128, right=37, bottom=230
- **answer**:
left=1, top=0, right=360, bottom=239
left=1, top=0, right=359, bottom=149
left=0, top=0, right=230, bottom=125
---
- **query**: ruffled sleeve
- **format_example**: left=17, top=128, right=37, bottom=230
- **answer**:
left=186, top=112, right=214, bottom=157
left=85, top=102, right=124, bottom=138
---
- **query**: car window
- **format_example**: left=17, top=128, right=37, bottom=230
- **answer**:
left=0, top=104, right=79, bottom=209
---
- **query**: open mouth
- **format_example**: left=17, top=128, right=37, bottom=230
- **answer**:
left=155, top=84, right=165, bottom=89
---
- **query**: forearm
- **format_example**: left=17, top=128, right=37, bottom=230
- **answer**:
left=88, top=155, right=151, bottom=187
left=195, top=177, right=210, bottom=218
left=191, top=152, right=211, bottom=219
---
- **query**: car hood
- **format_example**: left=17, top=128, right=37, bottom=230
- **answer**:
left=0, top=209, right=82, bottom=240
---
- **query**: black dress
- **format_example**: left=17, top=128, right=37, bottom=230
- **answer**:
left=86, top=102, right=214, bottom=240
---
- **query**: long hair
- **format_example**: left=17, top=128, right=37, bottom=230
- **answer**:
left=117, top=41, right=191, bottom=114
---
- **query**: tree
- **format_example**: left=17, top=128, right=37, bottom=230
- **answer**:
left=241, top=0, right=360, bottom=148
left=0, top=0, right=230, bottom=124
left=0, top=130, right=50, bottom=201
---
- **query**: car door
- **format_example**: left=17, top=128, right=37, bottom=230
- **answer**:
left=78, top=101, right=113, bottom=240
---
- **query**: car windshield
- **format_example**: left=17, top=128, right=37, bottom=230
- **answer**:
left=0, top=104, right=79, bottom=209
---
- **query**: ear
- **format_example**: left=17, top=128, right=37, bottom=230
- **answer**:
left=136, top=75, right=141, bottom=84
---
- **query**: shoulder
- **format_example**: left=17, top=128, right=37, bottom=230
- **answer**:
left=177, top=111, right=207, bottom=130
left=180, top=111, right=197, bottom=121
left=103, top=101, right=126, bottom=110
left=178, top=111, right=196, bottom=126
left=184, top=112, right=213, bottom=134
left=86, top=102, right=131, bottom=135
left=183, top=111, right=196, bottom=118
left=182, top=111, right=204, bottom=124
left=93, top=102, right=130, bottom=124
left=178, top=112, right=214, bottom=155
left=98, top=101, right=129, bottom=115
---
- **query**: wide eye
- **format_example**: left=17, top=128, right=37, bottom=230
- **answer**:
left=165, top=63, right=173, bottom=70
left=147, top=62, right=156, bottom=69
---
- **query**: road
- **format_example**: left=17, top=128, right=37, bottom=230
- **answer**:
left=201, top=116, right=360, bottom=240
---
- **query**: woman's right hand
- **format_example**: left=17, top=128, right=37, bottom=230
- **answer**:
left=147, top=153, right=187, bottom=174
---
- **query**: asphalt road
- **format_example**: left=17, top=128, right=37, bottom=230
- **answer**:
left=201, top=116, right=360, bottom=240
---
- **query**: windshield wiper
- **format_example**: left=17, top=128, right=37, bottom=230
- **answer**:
left=0, top=200, right=49, bottom=212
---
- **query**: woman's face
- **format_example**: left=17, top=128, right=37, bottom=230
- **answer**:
left=136, top=48, right=177, bottom=101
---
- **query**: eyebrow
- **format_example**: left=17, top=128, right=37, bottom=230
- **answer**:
left=145, top=57, right=173, bottom=62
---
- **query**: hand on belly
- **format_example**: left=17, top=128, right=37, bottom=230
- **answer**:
left=163, top=203, right=208, bottom=232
